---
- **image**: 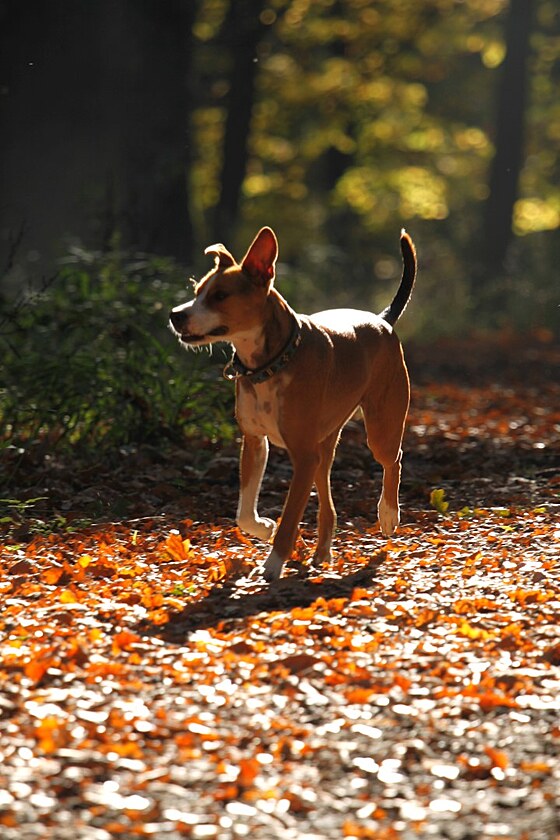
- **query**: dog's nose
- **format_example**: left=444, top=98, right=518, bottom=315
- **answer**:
left=169, top=307, right=187, bottom=330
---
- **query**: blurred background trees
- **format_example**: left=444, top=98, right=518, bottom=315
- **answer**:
left=2, top=0, right=558, bottom=331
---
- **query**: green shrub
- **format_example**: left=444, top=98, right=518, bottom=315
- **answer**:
left=0, top=247, right=236, bottom=460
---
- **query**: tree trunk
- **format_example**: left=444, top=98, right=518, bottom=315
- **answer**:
left=212, top=0, right=266, bottom=241
left=482, top=0, right=534, bottom=275
left=0, top=0, right=199, bottom=273
left=117, top=0, right=198, bottom=262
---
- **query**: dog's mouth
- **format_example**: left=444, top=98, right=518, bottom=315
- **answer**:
left=179, top=325, right=229, bottom=343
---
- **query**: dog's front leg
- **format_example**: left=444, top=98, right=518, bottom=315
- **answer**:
left=236, top=434, right=277, bottom=541
left=262, top=449, right=319, bottom=582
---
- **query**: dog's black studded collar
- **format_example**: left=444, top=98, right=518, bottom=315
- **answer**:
left=223, top=321, right=302, bottom=384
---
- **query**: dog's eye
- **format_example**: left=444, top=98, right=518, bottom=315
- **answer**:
left=213, top=289, right=229, bottom=303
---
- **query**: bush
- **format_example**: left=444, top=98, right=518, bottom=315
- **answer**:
left=0, top=247, right=236, bottom=462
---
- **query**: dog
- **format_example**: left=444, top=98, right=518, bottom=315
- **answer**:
left=169, top=227, right=416, bottom=581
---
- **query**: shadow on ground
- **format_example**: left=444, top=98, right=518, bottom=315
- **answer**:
left=138, top=553, right=386, bottom=643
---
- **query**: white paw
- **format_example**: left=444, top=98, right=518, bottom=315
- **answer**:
left=378, top=496, right=399, bottom=537
left=238, top=516, right=276, bottom=542
left=262, top=549, right=285, bottom=582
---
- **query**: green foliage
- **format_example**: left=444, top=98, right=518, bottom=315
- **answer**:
left=0, top=248, right=236, bottom=463
left=190, top=0, right=559, bottom=335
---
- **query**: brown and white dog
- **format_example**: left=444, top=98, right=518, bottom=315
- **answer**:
left=169, top=227, right=416, bottom=581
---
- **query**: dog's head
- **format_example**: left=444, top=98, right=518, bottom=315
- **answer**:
left=169, top=227, right=278, bottom=347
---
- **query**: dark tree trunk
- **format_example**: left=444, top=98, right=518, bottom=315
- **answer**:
left=0, top=0, right=198, bottom=275
left=482, top=0, right=534, bottom=275
left=212, top=0, right=266, bottom=241
left=116, top=0, right=198, bottom=262
left=0, top=0, right=105, bottom=277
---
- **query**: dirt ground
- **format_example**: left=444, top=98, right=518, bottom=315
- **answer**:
left=1, top=333, right=559, bottom=839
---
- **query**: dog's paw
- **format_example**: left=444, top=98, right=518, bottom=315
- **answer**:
left=378, top=496, right=399, bottom=537
left=237, top=516, right=277, bottom=542
left=262, top=549, right=284, bottom=582
left=254, top=517, right=277, bottom=541
left=312, top=545, right=333, bottom=566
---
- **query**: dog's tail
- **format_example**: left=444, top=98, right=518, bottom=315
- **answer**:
left=379, top=230, right=417, bottom=327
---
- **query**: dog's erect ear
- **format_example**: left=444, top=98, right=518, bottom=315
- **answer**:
left=241, top=227, right=278, bottom=286
left=204, top=243, right=236, bottom=269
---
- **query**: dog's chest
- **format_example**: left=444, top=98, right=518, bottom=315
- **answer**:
left=236, top=378, right=288, bottom=448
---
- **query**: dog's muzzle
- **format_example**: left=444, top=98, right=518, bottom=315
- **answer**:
left=169, top=308, right=228, bottom=343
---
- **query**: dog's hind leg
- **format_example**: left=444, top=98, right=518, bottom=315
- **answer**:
left=236, top=434, right=276, bottom=541
left=361, top=351, right=410, bottom=537
left=313, top=430, right=341, bottom=564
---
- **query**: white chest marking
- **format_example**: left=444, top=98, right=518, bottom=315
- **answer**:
left=237, top=377, right=289, bottom=448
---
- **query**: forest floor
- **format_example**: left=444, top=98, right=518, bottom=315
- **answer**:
left=1, top=332, right=559, bottom=840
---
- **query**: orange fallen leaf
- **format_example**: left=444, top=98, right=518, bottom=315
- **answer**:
left=213, top=783, right=239, bottom=802
left=160, top=532, right=193, bottom=561
left=520, top=760, right=552, bottom=774
left=453, top=597, right=498, bottom=614
left=484, top=745, right=509, bottom=769
left=477, top=691, right=518, bottom=712
left=414, top=608, right=439, bottom=628
left=43, top=562, right=70, bottom=585
left=112, top=630, right=141, bottom=652
left=34, top=716, right=67, bottom=753
left=509, top=588, right=550, bottom=606
left=394, top=673, right=412, bottom=692
left=146, top=608, right=169, bottom=626
left=237, top=756, right=260, bottom=787
left=25, top=657, right=56, bottom=685
left=345, top=687, right=375, bottom=704
left=327, top=597, right=348, bottom=613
